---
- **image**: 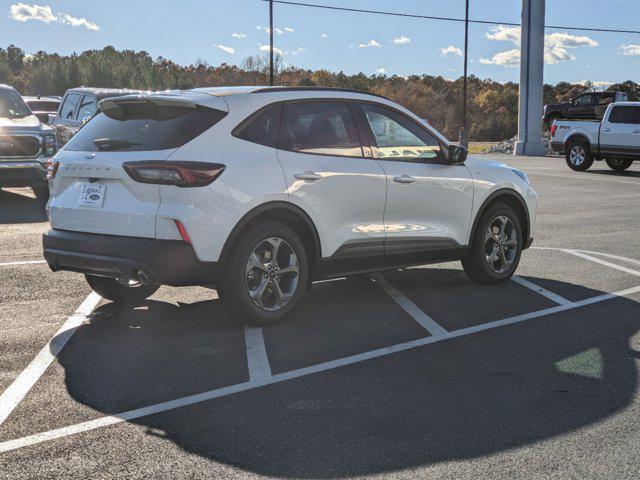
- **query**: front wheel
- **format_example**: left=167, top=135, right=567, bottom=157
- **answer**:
left=565, top=140, right=594, bottom=171
left=462, top=203, right=523, bottom=285
left=606, top=158, right=633, bottom=171
left=85, top=274, right=159, bottom=304
left=220, top=221, right=308, bottom=326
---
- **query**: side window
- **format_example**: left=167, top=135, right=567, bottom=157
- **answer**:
left=609, top=106, right=637, bottom=124
left=574, top=94, right=593, bottom=106
left=361, top=103, right=441, bottom=161
left=282, top=101, right=362, bottom=157
left=59, top=93, right=81, bottom=120
left=235, top=103, right=282, bottom=147
left=77, top=95, right=97, bottom=122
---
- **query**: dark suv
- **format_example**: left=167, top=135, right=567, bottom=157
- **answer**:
left=51, top=87, right=139, bottom=147
left=543, top=91, right=629, bottom=126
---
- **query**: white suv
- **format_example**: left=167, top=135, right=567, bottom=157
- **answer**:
left=43, top=86, right=537, bottom=325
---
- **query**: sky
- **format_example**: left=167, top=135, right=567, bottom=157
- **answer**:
left=1, top=0, right=639, bottom=86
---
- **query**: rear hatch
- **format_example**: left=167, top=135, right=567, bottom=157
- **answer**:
left=48, top=93, right=228, bottom=238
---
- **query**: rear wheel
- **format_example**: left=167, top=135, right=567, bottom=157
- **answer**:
left=565, top=140, right=594, bottom=171
left=220, top=221, right=308, bottom=326
left=462, top=203, right=523, bottom=285
left=31, top=185, right=49, bottom=199
left=606, top=158, right=633, bottom=171
left=85, top=274, right=159, bottom=304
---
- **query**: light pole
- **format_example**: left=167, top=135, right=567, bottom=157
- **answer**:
left=459, top=0, right=469, bottom=148
left=269, top=0, right=274, bottom=86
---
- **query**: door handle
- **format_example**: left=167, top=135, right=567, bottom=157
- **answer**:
left=633, top=130, right=640, bottom=134
left=393, top=174, right=416, bottom=184
left=294, top=171, right=322, bottom=182
left=602, top=128, right=611, bottom=132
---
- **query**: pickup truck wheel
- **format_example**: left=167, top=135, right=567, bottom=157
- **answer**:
left=85, top=274, right=159, bottom=304
left=31, top=185, right=49, bottom=199
left=462, top=203, right=523, bottom=285
left=606, top=158, right=633, bottom=171
left=566, top=140, right=594, bottom=171
left=220, top=220, right=308, bottom=326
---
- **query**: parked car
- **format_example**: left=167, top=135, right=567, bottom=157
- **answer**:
left=43, top=86, right=537, bottom=325
left=550, top=102, right=640, bottom=171
left=22, top=95, right=61, bottom=124
left=543, top=91, right=629, bottom=126
left=51, top=87, right=139, bottom=147
left=0, top=84, right=57, bottom=199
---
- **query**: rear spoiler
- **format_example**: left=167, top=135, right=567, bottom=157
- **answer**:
left=98, top=93, right=229, bottom=114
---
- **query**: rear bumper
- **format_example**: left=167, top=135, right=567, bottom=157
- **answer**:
left=43, top=229, right=220, bottom=287
left=550, top=141, right=565, bottom=154
left=0, top=161, right=47, bottom=188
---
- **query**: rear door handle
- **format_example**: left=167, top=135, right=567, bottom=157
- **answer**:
left=294, top=171, right=322, bottom=182
left=633, top=130, right=640, bottom=134
left=603, top=128, right=611, bottom=132
left=393, top=174, right=416, bottom=184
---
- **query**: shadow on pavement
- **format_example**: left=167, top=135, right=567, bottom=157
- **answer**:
left=53, top=273, right=640, bottom=478
left=0, top=189, right=47, bottom=224
left=585, top=168, right=640, bottom=179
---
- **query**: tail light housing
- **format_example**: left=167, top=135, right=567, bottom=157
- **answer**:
left=43, top=135, right=57, bottom=157
left=47, top=158, right=60, bottom=180
left=550, top=123, right=557, bottom=137
left=174, top=220, right=192, bottom=244
left=122, top=161, right=226, bottom=187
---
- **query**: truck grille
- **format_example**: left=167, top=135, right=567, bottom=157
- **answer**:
left=0, top=135, right=41, bottom=158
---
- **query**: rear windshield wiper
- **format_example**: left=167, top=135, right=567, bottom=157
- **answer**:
left=93, top=138, right=141, bottom=151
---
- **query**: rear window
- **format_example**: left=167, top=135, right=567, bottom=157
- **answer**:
left=63, top=101, right=227, bottom=152
left=25, top=101, right=59, bottom=112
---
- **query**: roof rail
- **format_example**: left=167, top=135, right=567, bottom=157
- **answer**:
left=251, top=86, right=390, bottom=100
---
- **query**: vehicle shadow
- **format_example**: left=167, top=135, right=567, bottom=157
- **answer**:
left=0, top=188, right=47, bottom=224
left=53, top=273, right=640, bottom=478
left=586, top=168, right=640, bottom=179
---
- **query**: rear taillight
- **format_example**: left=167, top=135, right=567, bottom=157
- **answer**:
left=550, top=123, right=557, bottom=137
left=122, top=161, right=226, bottom=187
left=47, top=159, right=60, bottom=180
left=43, top=135, right=57, bottom=157
left=174, top=220, right=192, bottom=244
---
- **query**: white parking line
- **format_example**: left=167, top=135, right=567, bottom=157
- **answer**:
left=0, top=260, right=46, bottom=267
left=0, top=292, right=101, bottom=427
left=529, top=172, right=640, bottom=186
left=511, top=276, right=572, bottom=306
left=573, top=250, right=640, bottom=269
left=372, top=273, right=449, bottom=337
left=243, top=326, right=272, bottom=382
left=564, top=249, right=640, bottom=278
left=2, top=282, right=639, bottom=454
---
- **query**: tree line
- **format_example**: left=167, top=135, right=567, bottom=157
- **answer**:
left=2, top=44, right=639, bottom=142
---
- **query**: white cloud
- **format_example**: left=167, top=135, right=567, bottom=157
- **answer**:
left=619, top=44, right=640, bottom=56
left=358, top=40, right=381, bottom=48
left=259, top=44, right=283, bottom=55
left=255, top=25, right=284, bottom=34
left=392, top=36, right=410, bottom=45
left=215, top=44, right=235, bottom=54
left=232, top=32, right=246, bottom=39
left=9, top=3, right=100, bottom=31
left=439, top=45, right=463, bottom=57
left=483, top=25, right=598, bottom=67
left=321, top=33, right=328, bottom=38
left=284, top=27, right=294, bottom=33
left=376, top=68, right=386, bottom=74
left=288, top=47, right=306, bottom=56
left=479, top=49, right=521, bottom=68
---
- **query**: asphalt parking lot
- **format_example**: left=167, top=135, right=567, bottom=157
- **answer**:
left=1, top=154, right=640, bottom=479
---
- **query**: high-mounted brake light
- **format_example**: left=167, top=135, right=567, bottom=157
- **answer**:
left=122, top=161, right=226, bottom=187
left=550, top=123, right=557, bottom=137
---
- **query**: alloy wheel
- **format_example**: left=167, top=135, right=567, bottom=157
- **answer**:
left=484, top=215, right=518, bottom=274
left=569, top=145, right=586, bottom=166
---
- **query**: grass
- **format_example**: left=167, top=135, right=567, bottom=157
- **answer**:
left=467, top=142, right=499, bottom=154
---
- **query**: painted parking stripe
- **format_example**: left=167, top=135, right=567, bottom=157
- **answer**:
left=529, top=172, right=640, bottom=186
left=2, top=283, right=639, bottom=454
left=243, top=327, right=272, bottom=382
left=564, top=249, right=640, bottom=278
left=511, top=276, right=572, bottom=306
left=0, top=292, right=101, bottom=427
left=573, top=250, right=640, bottom=268
left=372, top=273, right=449, bottom=337
left=0, top=260, right=46, bottom=267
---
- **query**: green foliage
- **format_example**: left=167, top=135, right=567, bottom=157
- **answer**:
left=2, top=44, right=636, bottom=141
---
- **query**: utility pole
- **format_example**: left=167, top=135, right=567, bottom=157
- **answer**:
left=459, top=0, right=469, bottom=148
left=269, top=0, right=274, bottom=86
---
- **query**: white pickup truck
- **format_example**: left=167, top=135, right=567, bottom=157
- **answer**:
left=550, top=102, right=640, bottom=171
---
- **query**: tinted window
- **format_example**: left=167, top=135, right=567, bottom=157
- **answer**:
left=362, top=104, right=441, bottom=160
left=64, top=101, right=227, bottom=152
left=574, top=94, right=593, bottom=106
left=60, top=93, right=81, bottom=120
left=0, top=89, right=31, bottom=118
left=609, top=106, right=640, bottom=124
left=235, top=103, right=282, bottom=147
left=77, top=95, right=97, bottom=121
left=25, top=101, right=59, bottom=112
left=283, top=101, right=362, bottom=157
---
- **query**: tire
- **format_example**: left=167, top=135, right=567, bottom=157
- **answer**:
left=462, top=203, right=523, bottom=285
left=606, top=158, right=633, bottom=171
left=32, top=185, right=49, bottom=200
left=220, top=220, right=308, bottom=326
left=85, top=274, right=159, bottom=304
left=565, top=139, right=594, bottom=171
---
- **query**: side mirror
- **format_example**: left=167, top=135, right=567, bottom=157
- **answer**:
left=447, top=144, right=467, bottom=164
left=81, top=116, right=91, bottom=125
